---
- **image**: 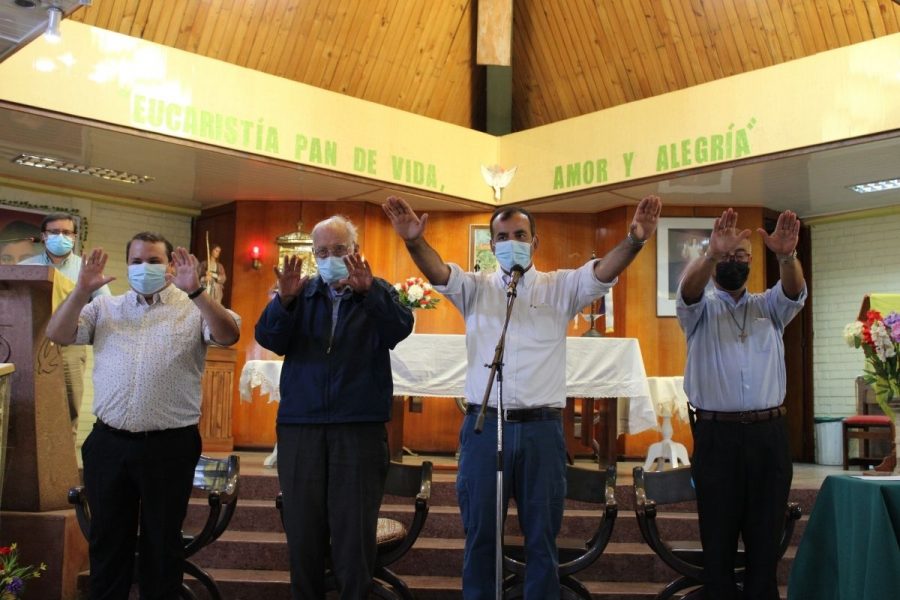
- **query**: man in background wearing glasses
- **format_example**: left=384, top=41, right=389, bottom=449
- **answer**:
left=677, top=208, right=806, bottom=600
left=255, top=215, right=414, bottom=600
left=20, top=212, right=111, bottom=435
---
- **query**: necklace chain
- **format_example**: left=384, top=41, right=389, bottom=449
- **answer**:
left=726, top=303, right=749, bottom=343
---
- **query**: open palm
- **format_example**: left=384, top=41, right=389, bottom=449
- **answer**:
left=383, top=196, right=428, bottom=242
left=758, top=210, right=800, bottom=255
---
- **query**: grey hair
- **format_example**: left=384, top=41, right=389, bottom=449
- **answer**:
left=311, top=215, right=358, bottom=245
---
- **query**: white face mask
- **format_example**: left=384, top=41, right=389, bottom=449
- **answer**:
left=493, top=240, right=532, bottom=272
left=128, top=263, right=168, bottom=295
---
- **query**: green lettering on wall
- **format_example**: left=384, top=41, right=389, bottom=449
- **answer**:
left=623, top=152, right=634, bottom=177
left=566, top=163, right=581, bottom=187
left=353, top=147, right=377, bottom=174
left=656, top=146, right=669, bottom=172
left=695, top=137, right=708, bottom=163
left=553, top=166, right=564, bottom=189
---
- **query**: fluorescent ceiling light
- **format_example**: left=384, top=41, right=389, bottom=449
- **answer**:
left=848, top=178, right=900, bottom=194
left=13, top=153, right=154, bottom=184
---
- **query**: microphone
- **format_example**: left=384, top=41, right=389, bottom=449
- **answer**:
left=0, top=235, right=40, bottom=244
left=506, top=264, right=525, bottom=295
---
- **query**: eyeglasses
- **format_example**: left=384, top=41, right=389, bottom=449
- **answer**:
left=45, top=229, right=76, bottom=237
left=724, top=250, right=751, bottom=263
left=312, top=245, right=351, bottom=259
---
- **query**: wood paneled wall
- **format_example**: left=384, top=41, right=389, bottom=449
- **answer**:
left=198, top=200, right=767, bottom=449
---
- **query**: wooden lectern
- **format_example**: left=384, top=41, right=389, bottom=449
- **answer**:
left=0, top=266, right=87, bottom=600
left=0, top=265, right=79, bottom=511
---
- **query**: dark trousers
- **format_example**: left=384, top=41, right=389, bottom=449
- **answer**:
left=691, top=417, right=792, bottom=600
left=277, top=423, right=389, bottom=600
left=82, top=423, right=201, bottom=600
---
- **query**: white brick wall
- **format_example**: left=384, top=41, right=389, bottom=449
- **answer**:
left=811, top=213, right=900, bottom=417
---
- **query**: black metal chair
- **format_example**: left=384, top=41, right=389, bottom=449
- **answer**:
left=632, top=465, right=801, bottom=600
left=502, top=462, right=618, bottom=600
left=69, top=454, right=240, bottom=600
left=275, top=460, right=433, bottom=600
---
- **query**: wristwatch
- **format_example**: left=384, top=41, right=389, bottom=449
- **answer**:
left=187, top=287, right=205, bottom=300
left=626, top=231, right=647, bottom=248
left=776, top=250, right=798, bottom=265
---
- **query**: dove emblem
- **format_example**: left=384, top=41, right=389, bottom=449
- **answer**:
left=480, top=164, right=517, bottom=200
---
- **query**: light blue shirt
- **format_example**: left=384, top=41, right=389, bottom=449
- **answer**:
left=676, top=281, right=806, bottom=412
left=19, top=251, right=111, bottom=300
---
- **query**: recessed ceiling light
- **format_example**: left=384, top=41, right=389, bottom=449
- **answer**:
left=12, top=154, right=154, bottom=184
left=848, top=178, right=900, bottom=194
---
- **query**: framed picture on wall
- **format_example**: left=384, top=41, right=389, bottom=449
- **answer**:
left=0, top=204, right=83, bottom=265
left=468, top=224, right=497, bottom=274
left=656, top=216, right=715, bottom=316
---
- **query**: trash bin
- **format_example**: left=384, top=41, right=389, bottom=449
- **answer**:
left=814, top=416, right=844, bottom=466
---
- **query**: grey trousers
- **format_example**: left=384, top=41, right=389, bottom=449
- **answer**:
left=277, top=422, right=389, bottom=600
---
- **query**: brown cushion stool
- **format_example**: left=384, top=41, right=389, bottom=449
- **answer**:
left=842, top=415, right=893, bottom=470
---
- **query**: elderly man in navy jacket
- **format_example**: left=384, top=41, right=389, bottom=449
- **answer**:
left=255, top=215, right=413, bottom=600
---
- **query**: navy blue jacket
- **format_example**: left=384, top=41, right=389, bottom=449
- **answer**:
left=254, top=276, right=414, bottom=424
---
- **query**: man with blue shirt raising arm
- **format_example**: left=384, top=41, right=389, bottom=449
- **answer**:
left=20, top=212, right=112, bottom=433
left=383, top=194, right=661, bottom=600
left=677, top=208, right=806, bottom=600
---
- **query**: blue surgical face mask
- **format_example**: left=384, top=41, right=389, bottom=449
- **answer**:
left=127, top=263, right=168, bottom=295
left=45, top=234, right=74, bottom=257
left=494, top=240, right=532, bottom=272
left=316, top=256, right=349, bottom=285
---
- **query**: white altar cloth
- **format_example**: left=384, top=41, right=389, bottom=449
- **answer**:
left=240, top=334, right=657, bottom=434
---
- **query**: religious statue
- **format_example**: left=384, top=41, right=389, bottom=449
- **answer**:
left=198, top=243, right=227, bottom=304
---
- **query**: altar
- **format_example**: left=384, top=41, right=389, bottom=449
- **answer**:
left=240, top=334, right=658, bottom=463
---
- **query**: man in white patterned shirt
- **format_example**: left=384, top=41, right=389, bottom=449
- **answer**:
left=46, top=231, right=240, bottom=600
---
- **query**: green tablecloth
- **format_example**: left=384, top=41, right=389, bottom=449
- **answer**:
left=788, top=475, right=900, bottom=600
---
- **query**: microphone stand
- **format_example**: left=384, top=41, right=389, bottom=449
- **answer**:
left=474, top=264, right=523, bottom=600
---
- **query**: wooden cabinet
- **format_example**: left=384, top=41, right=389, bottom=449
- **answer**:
left=200, top=346, right=237, bottom=452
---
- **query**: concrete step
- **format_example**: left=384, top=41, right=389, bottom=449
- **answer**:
left=83, top=569, right=760, bottom=600
left=202, top=472, right=822, bottom=514
left=189, top=533, right=798, bottom=585
left=185, top=499, right=809, bottom=546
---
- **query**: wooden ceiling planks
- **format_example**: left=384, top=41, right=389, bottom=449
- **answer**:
left=70, top=0, right=900, bottom=131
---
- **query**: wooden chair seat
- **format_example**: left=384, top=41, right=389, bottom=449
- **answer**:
left=843, top=415, right=891, bottom=426
left=376, top=518, right=407, bottom=545
left=842, top=415, right=894, bottom=470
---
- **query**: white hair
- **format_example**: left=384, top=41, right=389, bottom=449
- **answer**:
left=311, top=215, right=358, bottom=245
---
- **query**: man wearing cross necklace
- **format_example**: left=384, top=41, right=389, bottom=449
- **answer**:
left=676, top=208, right=806, bottom=600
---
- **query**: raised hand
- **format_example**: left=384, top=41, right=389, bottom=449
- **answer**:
left=707, top=208, right=751, bottom=258
left=341, top=252, right=373, bottom=293
left=274, top=255, right=308, bottom=302
left=630, top=195, right=662, bottom=241
left=382, top=196, right=428, bottom=242
left=169, top=247, right=202, bottom=292
left=77, top=248, right=116, bottom=294
left=758, top=210, right=800, bottom=256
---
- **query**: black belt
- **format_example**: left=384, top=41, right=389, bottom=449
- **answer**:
left=466, top=405, right=562, bottom=422
left=94, top=420, right=196, bottom=438
left=692, top=405, right=786, bottom=424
